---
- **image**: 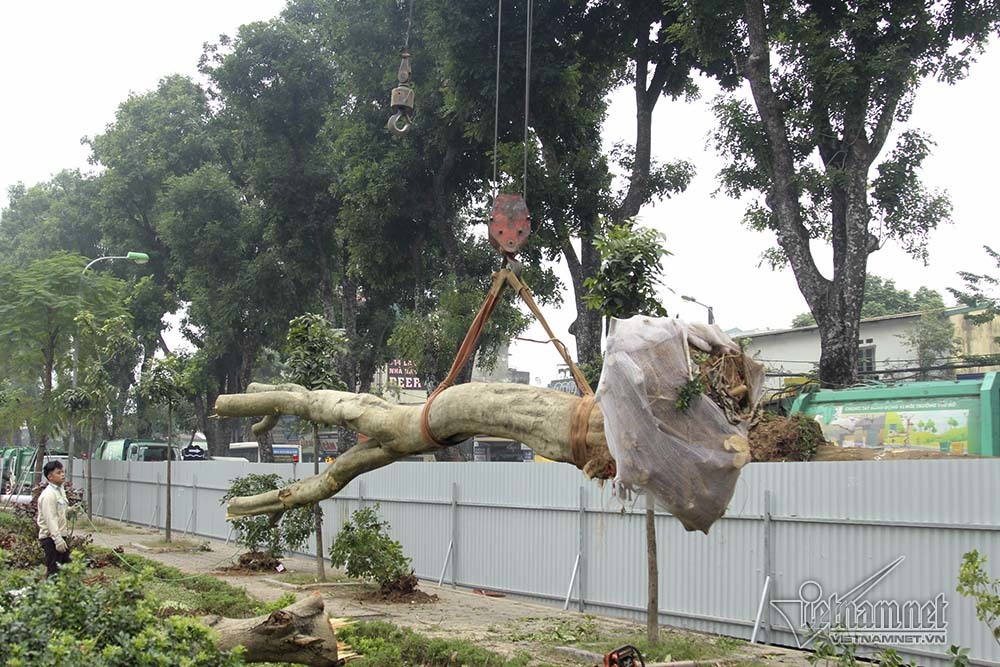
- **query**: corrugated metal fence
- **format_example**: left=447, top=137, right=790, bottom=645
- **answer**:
left=73, top=459, right=1000, bottom=666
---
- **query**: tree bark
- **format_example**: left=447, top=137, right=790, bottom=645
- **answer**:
left=256, top=428, right=276, bottom=464
left=216, top=382, right=613, bottom=518
left=202, top=592, right=340, bottom=667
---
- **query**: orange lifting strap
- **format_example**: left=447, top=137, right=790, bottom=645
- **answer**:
left=419, top=267, right=596, bottom=470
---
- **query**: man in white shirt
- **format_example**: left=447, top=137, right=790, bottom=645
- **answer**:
left=36, top=460, right=71, bottom=576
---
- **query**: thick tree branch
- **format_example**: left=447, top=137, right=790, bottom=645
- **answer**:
left=867, top=88, right=904, bottom=161
left=216, top=382, right=611, bottom=518
left=742, top=0, right=829, bottom=303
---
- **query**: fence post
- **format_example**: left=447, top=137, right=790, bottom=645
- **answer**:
left=186, top=474, right=198, bottom=538
left=451, top=481, right=458, bottom=589
left=98, top=472, right=107, bottom=518
left=149, top=472, right=161, bottom=529
left=125, top=461, right=132, bottom=524
left=763, top=490, right=773, bottom=644
left=578, top=485, right=586, bottom=612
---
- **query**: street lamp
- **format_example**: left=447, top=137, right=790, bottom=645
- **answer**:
left=681, top=294, right=715, bottom=325
left=69, top=252, right=149, bottom=481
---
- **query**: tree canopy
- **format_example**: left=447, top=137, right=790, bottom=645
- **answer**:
left=677, top=0, right=1000, bottom=386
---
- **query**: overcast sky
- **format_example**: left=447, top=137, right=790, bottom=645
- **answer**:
left=1, top=2, right=997, bottom=385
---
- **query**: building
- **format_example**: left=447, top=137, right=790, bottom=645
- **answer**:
left=740, top=306, right=1000, bottom=392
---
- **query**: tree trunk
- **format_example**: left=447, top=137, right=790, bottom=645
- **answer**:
left=202, top=592, right=341, bottom=667
left=257, top=428, right=276, bottom=464
left=165, top=405, right=173, bottom=542
left=565, top=234, right=603, bottom=368
left=312, top=423, right=326, bottom=581
left=817, top=310, right=862, bottom=388
left=87, top=422, right=96, bottom=520
left=645, top=493, right=659, bottom=644
left=216, top=382, right=614, bottom=518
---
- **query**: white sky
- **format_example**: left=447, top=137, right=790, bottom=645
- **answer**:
left=1, top=2, right=997, bottom=385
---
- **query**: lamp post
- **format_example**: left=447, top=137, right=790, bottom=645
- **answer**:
left=69, top=252, right=149, bottom=483
left=681, top=294, right=715, bottom=325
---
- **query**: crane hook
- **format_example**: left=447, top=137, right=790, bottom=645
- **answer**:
left=387, top=51, right=415, bottom=137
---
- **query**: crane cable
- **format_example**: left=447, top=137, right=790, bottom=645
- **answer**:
left=490, top=0, right=534, bottom=202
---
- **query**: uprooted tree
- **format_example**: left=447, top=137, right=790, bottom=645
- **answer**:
left=217, top=316, right=764, bottom=535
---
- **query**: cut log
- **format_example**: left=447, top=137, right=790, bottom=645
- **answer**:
left=202, top=592, right=340, bottom=667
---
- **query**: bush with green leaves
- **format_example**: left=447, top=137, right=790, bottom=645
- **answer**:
left=0, top=558, right=244, bottom=666
left=220, top=473, right=314, bottom=557
left=329, top=504, right=411, bottom=588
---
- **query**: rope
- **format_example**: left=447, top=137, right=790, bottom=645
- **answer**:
left=522, top=0, right=533, bottom=198
left=570, top=395, right=595, bottom=470
left=420, top=269, right=595, bottom=465
left=420, top=273, right=508, bottom=446
left=491, top=0, right=503, bottom=200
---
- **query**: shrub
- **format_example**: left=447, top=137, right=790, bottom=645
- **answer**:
left=957, top=549, right=1000, bottom=642
left=220, top=473, right=314, bottom=557
left=0, top=499, right=91, bottom=569
left=0, top=559, right=244, bottom=666
left=329, top=504, right=411, bottom=588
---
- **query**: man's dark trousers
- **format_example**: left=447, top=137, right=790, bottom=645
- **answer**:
left=39, top=537, right=70, bottom=576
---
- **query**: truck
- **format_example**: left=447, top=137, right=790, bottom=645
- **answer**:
left=93, top=439, right=182, bottom=462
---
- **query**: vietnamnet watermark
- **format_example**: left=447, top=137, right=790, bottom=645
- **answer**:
left=770, top=556, right=948, bottom=647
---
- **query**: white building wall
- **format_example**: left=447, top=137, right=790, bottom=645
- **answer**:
left=742, top=314, right=921, bottom=390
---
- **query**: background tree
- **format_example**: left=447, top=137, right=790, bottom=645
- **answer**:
left=677, top=0, right=1000, bottom=386
left=0, top=253, right=127, bottom=481
left=791, top=275, right=946, bottom=327
left=950, top=245, right=1000, bottom=331
left=282, top=313, right=349, bottom=581
left=899, top=310, right=960, bottom=380
left=137, top=354, right=192, bottom=542
left=583, top=220, right=670, bottom=644
left=61, top=312, right=140, bottom=516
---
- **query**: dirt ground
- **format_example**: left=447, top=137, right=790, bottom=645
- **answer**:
left=78, top=519, right=812, bottom=666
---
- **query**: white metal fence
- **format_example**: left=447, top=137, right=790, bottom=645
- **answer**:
left=73, top=458, right=1000, bottom=667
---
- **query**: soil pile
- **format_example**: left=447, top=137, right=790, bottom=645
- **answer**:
left=357, top=573, right=439, bottom=604
left=220, top=551, right=283, bottom=573
left=749, top=413, right=824, bottom=462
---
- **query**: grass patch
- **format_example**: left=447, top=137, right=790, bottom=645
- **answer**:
left=339, top=621, right=547, bottom=667
left=91, top=548, right=279, bottom=617
left=574, top=628, right=743, bottom=663
left=81, top=517, right=155, bottom=535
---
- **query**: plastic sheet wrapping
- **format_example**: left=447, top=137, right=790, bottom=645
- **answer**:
left=595, top=316, right=765, bottom=533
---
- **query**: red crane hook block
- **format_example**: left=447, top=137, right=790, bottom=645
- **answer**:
left=489, top=193, right=531, bottom=256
